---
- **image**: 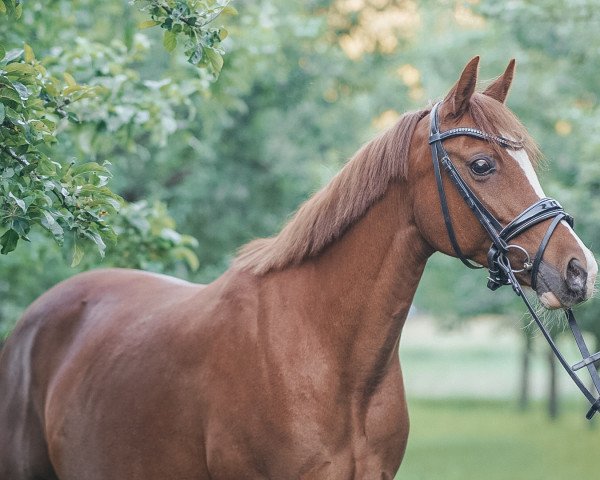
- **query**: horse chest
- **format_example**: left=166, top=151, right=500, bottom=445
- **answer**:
left=203, top=366, right=408, bottom=479
left=205, top=422, right=404, bottom=480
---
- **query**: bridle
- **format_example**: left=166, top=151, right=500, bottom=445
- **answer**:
left=429, top=101, right=600, bottom=419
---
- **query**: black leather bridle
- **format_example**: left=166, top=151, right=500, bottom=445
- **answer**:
left=429, top=101, right=600, bottom=419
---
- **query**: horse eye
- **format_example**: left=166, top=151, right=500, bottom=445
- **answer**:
left=470, top=158, right=495, bottom=176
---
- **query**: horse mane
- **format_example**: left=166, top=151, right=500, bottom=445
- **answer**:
left=235, top=92, right=539, bottom=275
left=234, top=108, right=429, bottom=274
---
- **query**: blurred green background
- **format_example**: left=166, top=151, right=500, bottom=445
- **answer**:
left=2, top=0, right=600, bottom=478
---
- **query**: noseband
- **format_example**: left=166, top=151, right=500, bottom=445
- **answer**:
left=429, top=101, right=600, bottom=419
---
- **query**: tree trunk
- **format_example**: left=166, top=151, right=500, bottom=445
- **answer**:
left=518, top=330, right=532, bottom=411
left=548, top=347, right=559, bottom=420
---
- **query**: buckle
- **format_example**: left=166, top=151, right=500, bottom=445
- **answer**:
left=586, top=398, right=600, bottom=420
left=486, top=245, right=510, bottom=291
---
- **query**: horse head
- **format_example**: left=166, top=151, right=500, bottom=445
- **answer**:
left=409, top=56, right=597, bottom=309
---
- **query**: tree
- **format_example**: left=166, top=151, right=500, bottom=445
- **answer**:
left=0, top=0, right=234, bottom=334
left=0, top=0, right=231, bottom=261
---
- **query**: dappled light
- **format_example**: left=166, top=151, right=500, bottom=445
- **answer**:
left=330, top=0, right=420, bottom=59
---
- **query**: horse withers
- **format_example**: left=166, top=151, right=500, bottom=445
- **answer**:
left=0, top=57, right=596, bottom=479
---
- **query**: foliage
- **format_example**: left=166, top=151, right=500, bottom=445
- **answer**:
left=0, top=0, right=232, bottom=264
left=134, top=0, right=235, bottom=78
left=0, top=199, right=198, bottom=336
left=0, top=37, right=120, bottom=259
left=105, top=200, right=199, bottom=272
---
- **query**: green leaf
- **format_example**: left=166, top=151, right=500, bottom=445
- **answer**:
left=83, top=230, right=106, bottom=257
left=221, top=5, right=238, bottom=16
left=0, top=229, right=19, bottom=254
left=204, top=48, right=224, bottom=75
left=172, top=246, right=199, bottom=271
left=63, top=72, right=77, bottom=87
left=4, top=106, right=25, bottom=125
left=188, top=48, right=203, bottom=65
left=4, top=49, right=23, bottom=62
left=163, top=30, right=177, bottom=53
left=69, top=162, right=110, bottom=178
left=40, top=118, right=56, bottom=131
left=8, top=192, right=26, bottom=212
left=62, top=85, right=84, bottom=95
left=36, top=157, right=57, bottom=175
left=138, top=19, right=160, bottom=29
left=0, top=1, right=6, bottom=14
left=71, top=241, right=84, bottom=267
left=29, top=119, right=51, bottom=132
left=0, top=87, right=22, bottom=106
left=23, top=43, right=34, bottom=63
left=67, top=112, right=80, bottom=123
left=4, top=63, right=37, bottom=76
left=11, top=217, right=29, bottom=237
left=0, top=103, right=4, bottom=123
left=14, top=2, right=21, bottom=19
left=11, top=81, right=29, bottom=100
left=0, top=44, right=5, bottom=61
left=33, top=63, right=47, bottom=76
left=103, top=197, right=122, bottom=211
left=41, top=210, right=64, bottom=237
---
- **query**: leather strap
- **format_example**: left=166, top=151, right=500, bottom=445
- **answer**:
left=430, top=140, right=481, bottom=269
left=493, top=264, right=600, bottom=419
left=428, top=100, right=600, bottom=419
left=430, top=127, right=523, bottom=149
left=500, top=199, right=572, bottom=241
left=429, top=102, right=506, bottom=269
left=529, top=214, right=565, bottom=291
left=567, top=310, right=600, bottom=418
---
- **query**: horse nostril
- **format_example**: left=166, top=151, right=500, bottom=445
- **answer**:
left=566, top=258, right=587, bottom=296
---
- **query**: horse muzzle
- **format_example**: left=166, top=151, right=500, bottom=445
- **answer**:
left=536, top=256, right=597, bottom=309
left=536, top=258, right=588, bottom=309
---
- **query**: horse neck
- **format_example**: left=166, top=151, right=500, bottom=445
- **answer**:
left=265, top=181, right=432, bottom=381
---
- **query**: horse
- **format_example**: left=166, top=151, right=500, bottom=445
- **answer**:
left=0, top=56, right=597, bottom=480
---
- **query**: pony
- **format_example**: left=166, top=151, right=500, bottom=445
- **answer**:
left=1, top=57, right=597, bottom=479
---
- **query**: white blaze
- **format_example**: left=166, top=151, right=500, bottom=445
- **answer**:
left=507, top=149, right=546, bottom=198
left=508, top=148, right=597, bottom=299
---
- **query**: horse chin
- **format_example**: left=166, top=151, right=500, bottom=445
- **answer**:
left=521, top=286, right=564, bottom=310
left=538, top=291, right=563, bottom=310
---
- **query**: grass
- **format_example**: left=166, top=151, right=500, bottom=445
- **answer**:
left=397, top=398, right=600, bottom=480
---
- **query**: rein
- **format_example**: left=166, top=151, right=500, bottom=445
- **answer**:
left=428, top=101, right=600, bottom=419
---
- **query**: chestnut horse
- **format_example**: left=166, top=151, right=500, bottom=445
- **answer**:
left=1, top=57, right=597, bottom=479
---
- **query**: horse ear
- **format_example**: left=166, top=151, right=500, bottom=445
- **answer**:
left=443, top=56, right=480, bottom=118
left=483, top=59, right=516, bottom=104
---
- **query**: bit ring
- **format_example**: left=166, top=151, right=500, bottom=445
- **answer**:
left=506, top=244, right=532, bottom=273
